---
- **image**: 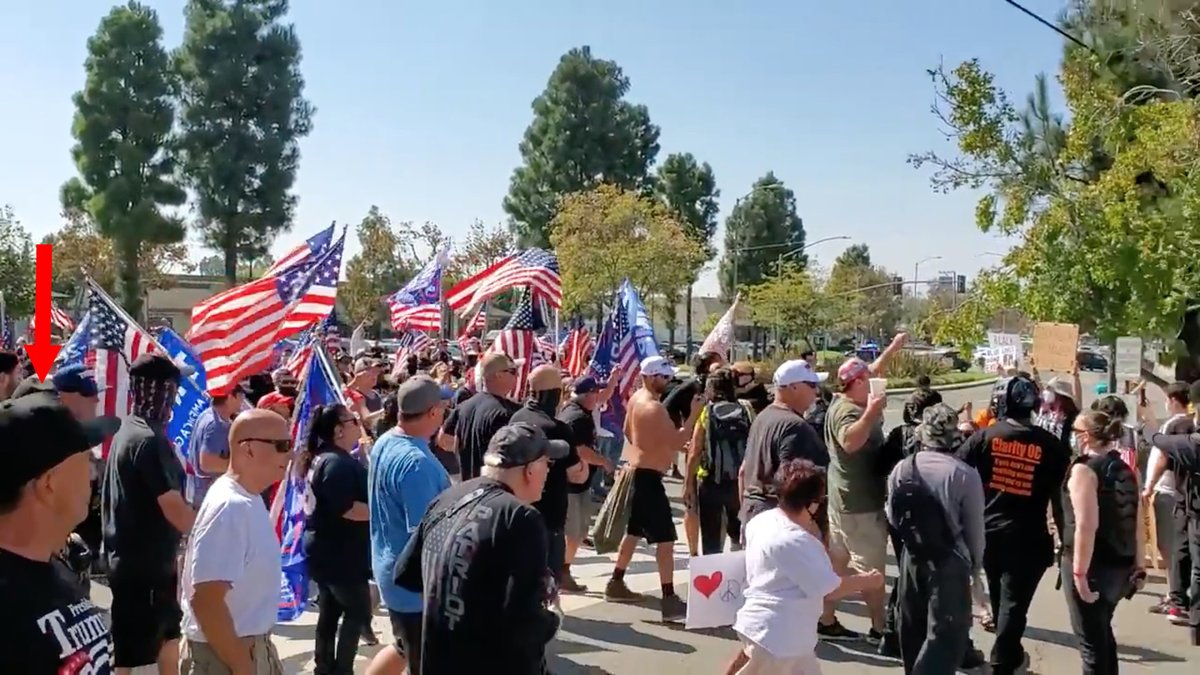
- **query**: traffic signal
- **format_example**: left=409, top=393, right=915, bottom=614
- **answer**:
left=891, top=275, right=904, bottom=297
left=956, top=274, right=966, bottom=294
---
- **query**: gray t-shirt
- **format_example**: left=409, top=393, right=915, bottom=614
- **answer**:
left=887, top=450, right=986, bottom=571
left=186, top=406, right=231, bottom=508
left=824, top=396, right=886, bottom=514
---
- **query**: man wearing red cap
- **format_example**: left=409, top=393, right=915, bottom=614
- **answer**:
left=823, top=332, right=906, bottom=644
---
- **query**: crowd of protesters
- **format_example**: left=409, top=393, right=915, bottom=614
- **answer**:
left=1, top=329, right=1199, bottom=675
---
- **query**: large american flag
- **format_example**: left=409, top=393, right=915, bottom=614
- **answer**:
left=488, top=286, right=548, bottom=399
left=387, top=248, right=448, bottom=332
left=445, top=248, right=562, bottom=314
left=28, top=301, right=75, bottom=334
left=263, top=222, right=336, bottom=277
left=66, top=281, right=160, bottom=458
left=561, top=315, right=593, bottom=378
left=188, top=232, right=345, bottom=395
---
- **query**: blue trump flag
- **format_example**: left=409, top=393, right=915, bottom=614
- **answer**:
left=157, top=329, right=212, bottom=464
left=276, top=342, right=346, bottom=621
left=158, top=328, right=207, bottom=391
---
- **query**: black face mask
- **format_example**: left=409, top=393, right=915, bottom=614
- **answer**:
left=278, top=385, right=299, bottom=397
left=534, top=389, right=562, bottom=415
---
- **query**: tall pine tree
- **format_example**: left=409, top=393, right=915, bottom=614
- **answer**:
left=61, top=1, right=186, bottom=317
left=656, top=153, right=719, bottom=350
left=504, top=46, right=660, bottom=247
left=718, top=173, right=806, bottom=300
left=177, top=0, right=314, bottom=286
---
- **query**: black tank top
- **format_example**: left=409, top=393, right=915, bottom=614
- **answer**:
left=1061, top=449, right=1139, bottom=569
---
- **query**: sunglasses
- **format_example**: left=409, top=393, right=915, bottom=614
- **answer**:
left=241, top=438, right=291, bottom=454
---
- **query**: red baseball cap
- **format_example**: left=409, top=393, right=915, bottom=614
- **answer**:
left=837, top=358, right=870, bottom=385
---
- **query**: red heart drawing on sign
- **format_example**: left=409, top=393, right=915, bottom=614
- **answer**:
left=692, top=571, right=724, bottom=599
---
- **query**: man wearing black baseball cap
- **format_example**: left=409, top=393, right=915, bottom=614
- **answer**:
left=102, top=353, right=197, bottom=673
left=395, top=422, right=567, bottom=674
left=0, top=393, right=121, bottom=673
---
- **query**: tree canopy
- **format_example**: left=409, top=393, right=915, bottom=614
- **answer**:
left=745, top=263, right=825, bottom=348
left=0, top=205, right=35, bottom=318
left=549, top=184, right=703, bottom=316
left=504, top=46, right=660, bottom=247
left=61, top=1, right=186, bottom=317
left=342, top=207, right=423, bottom=327
left=656, top=152, right=720, bottom=347
left=909, top=5, right=1200, bottom=378
left=718, top=173, right=806, bottom=299
left=196, top=253, right=274, bottom=280
left=177, top=0, right=314, bottom=285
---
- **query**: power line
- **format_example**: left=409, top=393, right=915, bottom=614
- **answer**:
left=1002, top=0, right=1091, bottom=50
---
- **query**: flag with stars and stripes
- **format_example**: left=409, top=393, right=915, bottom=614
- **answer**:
left=58, top=280, right=162, bottom=458
left=390, top=329, right=433, bottom=379
left=387, top=247, right=449, bottom=332
left=263, top=222, right=336, bottom=277
left=28, top=300, right=75, bottom=334
left=487, top=286, right=548, bottom=399
left=445, top=248, right=562, bottom=315
left=561, top=315, right=593, bottom=378
left=188, top=230, right=345, bottom=395
left=588, top=280, right=660, bottom=401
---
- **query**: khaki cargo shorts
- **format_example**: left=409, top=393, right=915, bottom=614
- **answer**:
left=180, top=635, right=283, bottom=675
left=827, top=509, right=888, bottom=575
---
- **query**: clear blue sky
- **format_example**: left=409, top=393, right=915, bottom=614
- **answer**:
left=0, top=0, right=1069, bottom=296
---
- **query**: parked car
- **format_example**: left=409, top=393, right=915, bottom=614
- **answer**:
left=1077, top=350, right=1110, bottom=372
left=938, top=349, right=972, bottom=372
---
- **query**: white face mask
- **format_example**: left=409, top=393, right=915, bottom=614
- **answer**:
left=1041, top=389, right=1056, bottom=405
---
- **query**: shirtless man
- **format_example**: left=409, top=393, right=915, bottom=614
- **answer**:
left=605, top=355, right=703, bottom=622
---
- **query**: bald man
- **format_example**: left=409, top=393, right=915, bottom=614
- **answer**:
left=509, top=364, right=587, bottom=589
left=179, top=410, right=291, bottom=675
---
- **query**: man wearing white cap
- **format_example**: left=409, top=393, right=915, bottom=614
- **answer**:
left=604, top=355, right=703, bottom=622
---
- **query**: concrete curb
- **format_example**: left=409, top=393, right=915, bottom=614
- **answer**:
left=886, top=376, right=999, bottom=396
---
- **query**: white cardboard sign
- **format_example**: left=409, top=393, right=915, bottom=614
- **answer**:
left=685, top=551, right=747, bottom=630
left=1115, top=337, right=1143, bottom=379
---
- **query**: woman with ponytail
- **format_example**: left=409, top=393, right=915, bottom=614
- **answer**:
left=300, top=404, right=373, bottom=675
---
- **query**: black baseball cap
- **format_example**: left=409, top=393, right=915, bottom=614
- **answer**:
left=0, top=393, right=121, bottom=493
left=482, top=422, right=570, bottom=469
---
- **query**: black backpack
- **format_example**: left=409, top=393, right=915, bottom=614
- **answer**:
left=887, top=455, right=957, bottom=562
left=703, top=401, right=751, bottom=483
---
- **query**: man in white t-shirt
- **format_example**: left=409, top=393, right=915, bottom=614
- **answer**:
left=180, top=409, right=291, bottom=675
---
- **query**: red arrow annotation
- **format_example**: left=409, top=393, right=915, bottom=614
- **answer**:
left=23, top=244, right=62, bottom=380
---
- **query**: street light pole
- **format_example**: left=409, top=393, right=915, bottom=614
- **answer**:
left=912, top=256, right=942, bottom=297
left=776, top=235, right=852, bottom=268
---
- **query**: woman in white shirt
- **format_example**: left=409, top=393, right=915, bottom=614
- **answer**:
left=731, top=458, right=884, bottom=674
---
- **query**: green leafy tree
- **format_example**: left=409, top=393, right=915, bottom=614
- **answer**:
left=549, top=184, right=703, bottom=317
left=60, top=1, right=186, bottom=317
left=656, top=152, right=720, bottom=350
left=718, top=173, right=806, bottom=300
left=196, top=253, right=274, bottom=280
left=504, top=46, right=660, bottom=247
left=43, top=209, right=191, bottom=300
left=834, top=243, right=872, bottom=268
left=824, top=257, right=900, bottom=339
left=745, top=263, right=825, bottom=350
left=177, top=0, right=315, bottom=286
left=450, top=220, right=515, bottom=283
left=0, top=205, right=35, bottom=318
left=342, top=207, right=420, bottom=328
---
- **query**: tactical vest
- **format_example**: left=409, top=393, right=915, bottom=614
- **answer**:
left=1061, top=449, right=1139, bottom=568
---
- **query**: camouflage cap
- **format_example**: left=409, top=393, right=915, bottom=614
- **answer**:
left=917, top=403, right=962, bottom=450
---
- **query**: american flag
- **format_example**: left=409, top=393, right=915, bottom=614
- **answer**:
left=263, top=222, right=336, bottom=277
left=28, top=301, right=75, bottom=334
left=387, top=247, right=448, bottom=332
left=284, top=341, right=314, bottom=381
left=488, top=286, right=548, bottom=399
left=457, top=301, right=487, bottom=344
left=0, top=291, right=11, bottom=350
left=390, top=330, right=433, bottom=378
left=68, top=281, right=161, bottom=458
left=561, top=315, right=593, bottom=378
left=587, top=280, right=660, bottom=400
left=445, top=248, right=562, bottom=314
left=188, top=231, right=345, bottom=395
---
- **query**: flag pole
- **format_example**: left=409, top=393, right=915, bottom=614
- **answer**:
left=554, top=308, right=560, bottom=363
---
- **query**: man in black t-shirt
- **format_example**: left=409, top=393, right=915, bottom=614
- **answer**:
left=558, top=375, right=616, bottom=592
left=0, top=391, right=121, bottom=674
left=101, top=354, right=197, bottom=672
left=395, top=422, right=569, bottom=674
left=511, top=365, right=587, bottom=592
left=956, top=375, right=1070, bottom=674
left=440, top=352, right=520, bottom=480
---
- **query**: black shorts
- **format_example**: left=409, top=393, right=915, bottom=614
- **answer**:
left=389, top=610, right=423, bottom=663
left=109, top=568, right=182, bottom=667
left=626, top=468, right=677, bottom=544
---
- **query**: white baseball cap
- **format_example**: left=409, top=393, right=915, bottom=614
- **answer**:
left=773, top=359, right=827, bottom=387
left=639, top=355, right=675, bottom=378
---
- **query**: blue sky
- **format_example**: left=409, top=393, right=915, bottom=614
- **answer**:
left=0, top=1, right=1069, bottom=296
